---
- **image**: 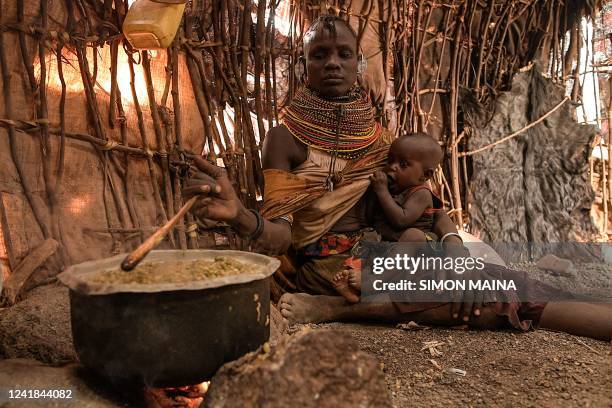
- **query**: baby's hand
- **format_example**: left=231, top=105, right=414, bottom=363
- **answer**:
left=369, top=171, right=389, bottom=193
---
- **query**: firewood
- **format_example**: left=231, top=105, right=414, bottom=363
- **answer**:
left=3, top=239, right=59, bottom=305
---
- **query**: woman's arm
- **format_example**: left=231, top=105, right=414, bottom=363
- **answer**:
left=229, top=207, right=292, bottom=255
left=184, top=126, right=300, bottom=256
left=432, top=210, right=488, bottom=320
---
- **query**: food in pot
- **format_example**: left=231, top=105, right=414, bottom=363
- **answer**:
left=91, top=257, right=258, bottom=284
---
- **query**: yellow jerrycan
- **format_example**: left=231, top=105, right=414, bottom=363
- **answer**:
left=122, top=0, right=186, bottom=49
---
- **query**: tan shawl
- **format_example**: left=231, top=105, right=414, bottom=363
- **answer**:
left=261, top=129, right=393, bottom=248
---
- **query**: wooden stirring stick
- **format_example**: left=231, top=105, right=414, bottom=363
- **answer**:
left=121, top=196, right=199, bottom=271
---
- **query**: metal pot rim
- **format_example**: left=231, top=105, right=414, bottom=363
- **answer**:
left=58, top=249, right=280, bottom=295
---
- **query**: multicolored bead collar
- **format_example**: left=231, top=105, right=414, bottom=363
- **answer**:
left=282, top=86, right=382, bottom=160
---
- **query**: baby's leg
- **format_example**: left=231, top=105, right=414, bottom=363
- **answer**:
left=398, top=228, right=428, bottom=242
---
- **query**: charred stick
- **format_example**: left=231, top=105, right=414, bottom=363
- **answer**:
left=254, top=0, right=267, bottom=146
left=264, top=0, right=275, bottom=125
left=448, top=2, right=465, bottom=226
left=184, top=49, right=218, bottom=159
left=142, top=51, right=176, bottom=247
left=425, top=4, right=451, bottom=129
left=462, top=0, right=478, bottom=85
left=168, top=44, right=187, bottom=249
left=109, top=39, right=119, bottom=128
left=191, top=47, right=225, bottom=155
left=356, top=0, right=374, bottom=52
left=482, top=0, right=511, bottom=89
left=113, top=51, right=141, bottom=238
left=415, top=0, right=435, bottom=131
left=37, top=0, right=54, bottom=206
left=0, top=2, right=50, bottom=239
left=170, top=44, right=183, bottom=149
left=160, top=61, right=172, bottom=110
left=55, top=42, right=67, bottom=199
left=474, top=0, right=494, bottom=93
left=76, top=46, right=106, bottom=140
left=492, top=6, right=513, bottom=88
left=128, top=55, right=169, bottom=226
left=571, top=26, right=582, bottom=102
left=17, top=0, right=37, bottom=93
left=92, top=45, right=98, bottom=84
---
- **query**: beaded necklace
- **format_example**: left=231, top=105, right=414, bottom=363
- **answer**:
left=282, top=86, right=382, bottom=160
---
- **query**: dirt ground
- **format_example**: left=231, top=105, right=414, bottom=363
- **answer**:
left=286, top=261, right=612, bottom=407
left=294, top=322, right=611, bottom=408
left=510, top=262, right=612, bottom=301
left=0, top=283, right=76, bottom=364
left=0, top=261, right=610, bottom=407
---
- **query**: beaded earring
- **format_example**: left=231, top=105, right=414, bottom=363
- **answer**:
left=294, top=56, right=306, bottom=83
left=357, top=53, right=367, bottom=76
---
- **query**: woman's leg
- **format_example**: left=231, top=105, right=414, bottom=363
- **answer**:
left=278, top=294, right=612, bottom=340
left=538, top=302, right=612, bottom=340
left=279, top=293, right=503, bottom=327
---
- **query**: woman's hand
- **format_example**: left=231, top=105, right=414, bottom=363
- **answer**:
left=182, top=155, right=242, bottom=223
left=432, top=212, right=486, bottom=320
left=440, top=242, right=487, bottom=321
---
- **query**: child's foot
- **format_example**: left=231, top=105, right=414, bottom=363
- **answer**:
left=347, top=268, right=361, bottom=292
left=332, top=270, right=360, bottom=303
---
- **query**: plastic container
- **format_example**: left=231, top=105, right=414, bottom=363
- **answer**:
left=122, top=0, right=186, bottom=49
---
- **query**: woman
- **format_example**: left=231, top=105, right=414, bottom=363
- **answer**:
left=184, top=15, right=611, bottom=340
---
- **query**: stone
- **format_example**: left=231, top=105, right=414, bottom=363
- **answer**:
left=204, top=329, right=392, bottom=408
left=269, top=302, right=287, bottom=345
left=0, top=283, right=76, bottom=364
left=0, top=359, right=122, bottom=407
left=536, top=254, right=576, bottom=277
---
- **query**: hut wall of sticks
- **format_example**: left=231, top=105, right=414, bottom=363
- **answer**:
left=0, top=0, right=607, bottom=298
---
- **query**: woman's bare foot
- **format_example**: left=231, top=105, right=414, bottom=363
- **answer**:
left=278, top=293, right=347, bottom=324
left=347, top=269, right=361, bottom=292
left=332, top=270, right=360, bottom=303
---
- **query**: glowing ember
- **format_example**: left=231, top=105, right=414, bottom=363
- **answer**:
left=144, top=381, right=209, bottom=407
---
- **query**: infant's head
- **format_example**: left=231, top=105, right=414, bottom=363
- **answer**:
left=385, top=133, right=443, bottom=194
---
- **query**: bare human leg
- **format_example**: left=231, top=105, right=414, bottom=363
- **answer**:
left=278, top=293, right=503, bottom=327
left=539, top=301, right=612, bottom=341
left=278, top=293, right=402, bottom=324
left=278, top=294, right=612, bottom=340
left=345, top=228, right=427, bottom=294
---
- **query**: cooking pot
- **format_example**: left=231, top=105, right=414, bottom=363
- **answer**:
left=58, top=250, right=280, bottom=387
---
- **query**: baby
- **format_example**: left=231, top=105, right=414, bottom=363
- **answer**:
left=370, top=132, right=444, bottom=243
left=332, top=133, right=444, bottom=302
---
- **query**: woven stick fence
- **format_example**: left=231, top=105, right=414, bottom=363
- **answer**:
left=0, top=0, right=604, bottom=279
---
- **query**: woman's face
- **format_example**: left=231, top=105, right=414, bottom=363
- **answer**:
left=303, top=23, right=358, bottom=98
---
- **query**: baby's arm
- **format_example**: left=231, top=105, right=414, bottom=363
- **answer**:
left=370, top=172, right=433, bottom=230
